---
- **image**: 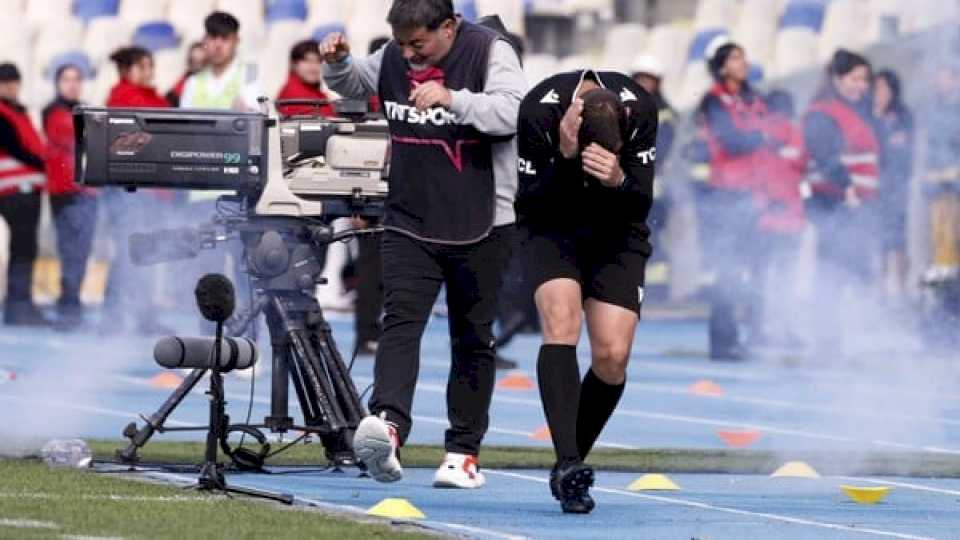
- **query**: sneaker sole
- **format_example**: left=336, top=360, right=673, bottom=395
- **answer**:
left=432, top=474, right=485, bottom=489
left=355, top=436, right=402, bottom=483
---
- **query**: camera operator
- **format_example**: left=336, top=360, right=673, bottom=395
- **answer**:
left=321, top=0, right=526, bottom=489
left=0, top=63, right=47, bottom=326
left=516, top=70, right=658, bottom=513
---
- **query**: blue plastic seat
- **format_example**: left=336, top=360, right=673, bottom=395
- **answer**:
left=73, top=0, right=119, bottom=22
left=687, top=28, right=728, bottom=62
left=267, top=0, right=308, bottom=22
left=133, top=21, right=180, bottom=51
left=312, top=23, right=348, bottom=43
left=46, top=50, right=95, bottom=80
left=780, top=1, right=827, bottom=32
left=455, top=0, right=478, bottom=21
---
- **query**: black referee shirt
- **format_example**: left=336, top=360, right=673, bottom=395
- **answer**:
left=515, top=69, right=658, bottom=226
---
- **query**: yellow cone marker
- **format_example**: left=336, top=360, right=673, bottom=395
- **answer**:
left=771, top=461, right=820, bottom=479
left=627, top=473, right=681, bottom=491
left=840, top=485, right=891, bottom=505
left=366, top=498, right=426, bottom=519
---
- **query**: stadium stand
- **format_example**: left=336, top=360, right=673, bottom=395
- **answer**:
left=694, top=0, right=740, bottom=31
left=118, top=0, right=170, bottom=27
left=73, top=0, right=119, bottom=22
left=26, top=0, right=73, bottom=26
left=266, top=0, right=308, bottom=23
left=169, top=0, right=217, bottom=41
left=600, top=23, right=648, bottom=72
left=133, top=22, right=181, bottom=52
left=818, top=0, right=872, bottom=62
left=306, top=0, right=351, bottom=28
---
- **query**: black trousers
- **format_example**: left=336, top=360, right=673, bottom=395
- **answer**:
left=355, top=232, right=383, bottom=344
left=0, top=191, right=41, bottom=306
left=369, top=226, right=512, bottom=455
left=50, top=193, right=97, bottom=310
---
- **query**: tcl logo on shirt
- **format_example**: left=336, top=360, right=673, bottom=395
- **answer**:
left=637, top=147, right=656, bottom=164
left=519, top=158, right=537, bottom=175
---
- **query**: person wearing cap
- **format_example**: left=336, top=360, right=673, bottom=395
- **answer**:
left=697, top=39, right=777, bottom=360
left=0, top=63, right=48, bottom=326
left=516, top=68, right=658, bottom=513
left=44, top=63, right=96, bottom=330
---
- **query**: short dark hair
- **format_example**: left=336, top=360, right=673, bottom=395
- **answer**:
left=290, top=40, right=320, bottom=63
left=827, top=48, right=871, bottom=78
left=109, top=46, right=152, bottom=73
left=387, top=0, right=455, bottom=31
left=0, top=63, right=21, bottom=82
left=205, top=11, right=240, bottom=37
left=579, top=88, right=626, bottom=153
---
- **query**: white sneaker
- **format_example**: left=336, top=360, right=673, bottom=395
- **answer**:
left=353, top=413, right=403, bottom=483
left=433, top=452, right=486, bottom=489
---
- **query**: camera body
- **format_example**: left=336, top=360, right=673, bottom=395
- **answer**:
left=74, top=101, right=390, bottom=219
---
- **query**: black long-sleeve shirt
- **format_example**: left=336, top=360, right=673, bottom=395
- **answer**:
left=0, top=99, right=44, bottom=170
left=516, top=70, right=658, bottom=225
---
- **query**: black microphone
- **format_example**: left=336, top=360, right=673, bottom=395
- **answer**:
left=154, top=336, right=257, bottom=372
left=194, top=274, right=235, bottom=323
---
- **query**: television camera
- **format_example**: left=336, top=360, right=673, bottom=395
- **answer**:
left=74, top=99, right=389, bottom=468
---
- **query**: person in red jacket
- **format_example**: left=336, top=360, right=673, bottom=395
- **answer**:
left=752, top=89, right=808, bottom=346
left=697, top=39, right=777, bottom=360
left=276, top=40, right=336, bottom=118
left=102, top=47, right=172, bottom=335
left=44, top=64, right=96, bottom=330
left=0, top=63, right=48, bottom=326
left=803, top=49, right=878, bottom=354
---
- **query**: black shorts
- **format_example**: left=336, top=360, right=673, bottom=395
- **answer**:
left=518, top=220, right=652, bottom=315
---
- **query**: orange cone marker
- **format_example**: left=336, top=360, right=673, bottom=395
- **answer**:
left=149, top=372, right=184, bottom=389
left=497, top=371, right=535, bottom=391
left=689, top=379, right=724, bottom=397
left=530, top=425, right=552, bottom=441
left=717, top=429, right=762, bottom=448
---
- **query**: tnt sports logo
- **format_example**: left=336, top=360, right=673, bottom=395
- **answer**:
left=637, top=147, right=656, bottom=165
left=384, top=101, right=457, bottom=126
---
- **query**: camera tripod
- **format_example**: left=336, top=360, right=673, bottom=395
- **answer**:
left=117, top=218, right=371, bottom=470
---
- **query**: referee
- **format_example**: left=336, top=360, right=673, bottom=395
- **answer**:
left=321, top=0, right=526, bottom=488
left=516, top=69, right=658, bottom=513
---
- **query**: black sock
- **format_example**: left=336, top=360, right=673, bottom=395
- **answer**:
left=537, top=344, right=581, bottom=464
left=577, top=368, right=625, bottom=460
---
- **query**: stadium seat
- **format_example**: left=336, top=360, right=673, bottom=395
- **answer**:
left=522, top=53, right=559, bottom=86
left=0, top=23, right=32, bottom=76
left=83, top=16, right=133, bottom=64
left=260, top=20, right=309, bottom=97
left=899, top=0, right=959, bottom=33
left=677, top=60, right=713, bottom=111
left=73, top=0, right=119, bottom=22
left=600, top=23, right=647, bottom=72
left=46, top=51, right=95, bottom=80
left=818, top=0, right=871, bottom=62
left=26, top=0, right=73, bottom=24
left=266, top=0, right=307, bottom=23
left=217, top=0, right=266, bottom=36
left=694, top=0, right=740, bottom=30
left=476, top=0, right=525, bottom=33
left=733, top=0, right=780, bottom=70
left=306, top=0, right=350, bottom=27
left=312, top=23, right=348, bottom=43
left=645, top=22, right=693, bottom=87
left=89, top=61, right=119, bottom=105
left=152, top=49, right=183, bottom=95
left=688, top=28, right=729, bottom=62
left=772, top=27, right=819, bottom=78
left=454, top=0, right=478, bottom=21
left=169, top=0, right=217, bottom=40
left=779, top=0, right=826, bottom=32
left=118, top=0, right=169, bottom=26
left=347, top=0, right=392, bottom=58
left=34, top=18, right=85, bottom=74
left=133, top=22, right=181, bottom=52
left=0, top=0, right=23, bottom=13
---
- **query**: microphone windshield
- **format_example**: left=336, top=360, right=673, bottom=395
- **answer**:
left=194, top=273, right=235, bottom=322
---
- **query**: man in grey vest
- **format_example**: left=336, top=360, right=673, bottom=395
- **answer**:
left=321, top=0, right=526, bottom=489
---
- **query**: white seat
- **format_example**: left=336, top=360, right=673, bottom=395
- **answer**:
left=34, top=19, right=86, bottom=74
left=83, top=17, right=134, bottom=64
left=676, top=60, right=713, bottom=112
left=306, top=0, right=351, bottom=27
left=600, top=23, right=647, bottom=72
left=772, top=27, right=819, bottom=79
left=169, top=0, right=217, bottom=39
left=476, top=0, right=525, bottom=33
left=259, top=21, right=309, bottom=98
left=26, top=0, right=72, bottom=24
left=89, top=63, right=119, bottom=106
left=899, top=0, right=958, bottom=34
left=523, top=53, right=559, bottom=86
left=217, top=0, right=265, bottom=37
left=645, top=23, right=693, bottom=87
left=818, top=0, right=872, bottom=62
left=693, top=0, right=740, bottom=30
left=347, top=0, right=392, bottom=57
left=732, top=0, right=780, bottom=70
left=118, top=0, right=169, bottom=25
left=152, top=49, right=183, bottom=96
left=0, top=0, right=24, bottom=15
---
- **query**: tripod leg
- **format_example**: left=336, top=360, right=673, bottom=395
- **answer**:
left=264, top=307, right=294, bottom=431
left=309, top=315, right=366, bottom=426
left=117, top=368, right=208, bottom=464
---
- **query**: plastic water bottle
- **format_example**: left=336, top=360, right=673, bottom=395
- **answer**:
left=41, top=439, right=92, bottom=469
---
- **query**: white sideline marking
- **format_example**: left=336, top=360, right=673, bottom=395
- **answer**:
left=0, top=517, right=59, bottom=529
left=485, top=470, right=936, bottom=540
left=61, top=535, right=126, bottom=540
left=836, top=477, right=960, bottom=497
left=0, top=395, right=192, bottom=427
